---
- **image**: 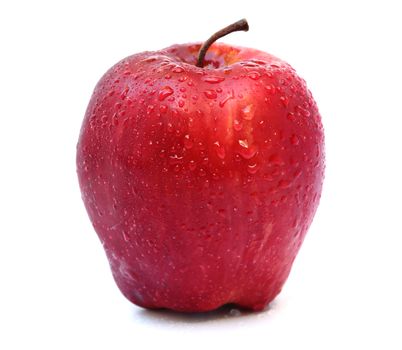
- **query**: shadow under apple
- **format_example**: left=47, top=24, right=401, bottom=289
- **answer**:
left=134, top=299, right=281, bottom=325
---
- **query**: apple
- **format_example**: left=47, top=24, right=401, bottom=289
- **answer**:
left=77, top=19, right=325, bottom=312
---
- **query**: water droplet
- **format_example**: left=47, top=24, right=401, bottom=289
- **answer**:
left=198, top=141, right=206, bottom=150
left=159, top=105, right=167, bottom=114
left=147, top=105, right=154, bottom=114
left=297, top=106, right=311, bottom=117
left=280, top=95, right=289, bottom=107
left=158, top=86, right=174, bottom=101
left=120, top=88, right=129, bottom=100
left=172, top=66, right=184, bottom=73
left=214, top=141, right=226, bottom=159
left=159, top=149, right=166, bottom=158
left=169, top=154, right=183, bottom=165
left=144, top=56, right=158, bottom=63
left=269, top=154, right=284, bottom=166
left=241, top=104, right=255, bottom=120
left=122, top=231, right=130, bottom=242
left=287, top=112, right=296, bottom=121
left=278, top=179, right=292, bottom=189
left=219, top=90, right=235, bottom=107
left=204, top=90, right=217, bottom=99
left=238, top=139, right=258, bottom=159
left=233, top=119, right=243, bottom=131
left=173, top=164, right=181, bottom=173
left=252, top=59, right=268, bottom=65
left=243, top=62, right=260, bottom=68
left=238, top=139, right=249, bottom=148
left=189, top=160, right=197, bottom=171
left=290, top=134, right=299, bottom=145
left=265, top=84, right=276, bottom=94
left=184, top=134, right=193, bottom=149
left=248, top=71, right=261, bottom=80
left=247, top=163, right=259, bottom=174
left=203, top=76, right=225, bottom=84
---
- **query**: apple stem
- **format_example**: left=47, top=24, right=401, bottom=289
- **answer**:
left=196, top=19, right=249, bottom=68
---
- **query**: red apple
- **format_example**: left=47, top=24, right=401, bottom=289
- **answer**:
left=77, top=20, right=324, bottom=312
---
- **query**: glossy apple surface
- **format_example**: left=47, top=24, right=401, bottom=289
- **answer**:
left=77, top=42, right=325, bottom=312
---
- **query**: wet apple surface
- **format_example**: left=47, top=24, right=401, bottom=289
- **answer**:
left=77, top=20, right=324, bottom=312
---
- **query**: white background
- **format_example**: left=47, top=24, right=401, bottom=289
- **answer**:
left=1, top=0, right=401, bottom=349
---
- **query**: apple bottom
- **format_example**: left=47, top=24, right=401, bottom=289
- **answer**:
left=106, top=248, right=296, bottom=312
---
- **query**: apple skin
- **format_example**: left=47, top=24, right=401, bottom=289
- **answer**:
left=77, top=42, right=324, bottom=312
